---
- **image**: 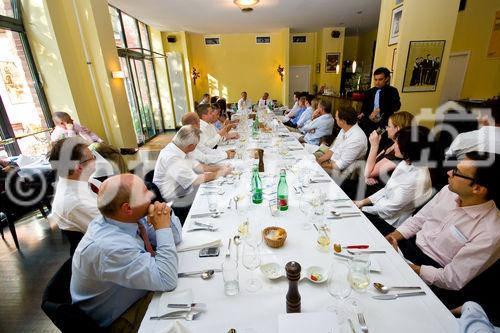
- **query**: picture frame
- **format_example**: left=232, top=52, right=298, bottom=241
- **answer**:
left=256, top=36, right=271, bottom=44
left=402, top=40, right=445, bottom=93
left=204, top=37, right=221, bottom=45
left=389, top=5, right=403, bottom=46
left=316, top=63, right=320, bottom=73
left=325, top=52, right=340, bottom=73
left=391, top=48, right=397, bottom=71
left=292, top=36, right=307, bottom=43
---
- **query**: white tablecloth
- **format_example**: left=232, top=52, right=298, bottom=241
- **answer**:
left=139, top=123, right=458, bottom=333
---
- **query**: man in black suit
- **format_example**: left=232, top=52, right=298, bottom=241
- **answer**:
left=359, top=67, right=401, bottom=135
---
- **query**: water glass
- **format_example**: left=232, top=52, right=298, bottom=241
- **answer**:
left=242, top=242, right=262, bottom=292
left=222, top=258, right=239, bottom=296
left=207, top=193, right=218, bottom=212
left=348, top=254, right=371, bottom=293
left=327, top=262, right=352, bottom=323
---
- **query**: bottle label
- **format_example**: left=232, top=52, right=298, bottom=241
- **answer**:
left=253, top=190, right=263, bottom=203
left=277, top=198, right=288, bottom=211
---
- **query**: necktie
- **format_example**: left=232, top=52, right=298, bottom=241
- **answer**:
left=89, top=183, right=99, bottom=194
left=137, top=222, right=156, bottom=256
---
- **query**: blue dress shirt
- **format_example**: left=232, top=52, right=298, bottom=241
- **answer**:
left=290, top=107, right=306, bottom=126
left=303, top=114, right=335, bottom=145
left=459, top=302, right=498, bottom=333
left=297, top=106, right=314, bottom=129
left=71, top=214, right=182, bottom=327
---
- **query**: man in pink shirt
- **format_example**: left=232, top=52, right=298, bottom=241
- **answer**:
left=385, top=152, right=499, bottom=318
left=51, top=112, right=103, bottom=143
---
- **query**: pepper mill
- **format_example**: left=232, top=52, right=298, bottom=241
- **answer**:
left=257, top=149, right=265, bottom=172
left=285, top=261, right=301, bottom=313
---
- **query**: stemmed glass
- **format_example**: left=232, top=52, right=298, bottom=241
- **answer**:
left=327, top=262, right=352, bottom=323
left=242, top=240, right=262, bottom=292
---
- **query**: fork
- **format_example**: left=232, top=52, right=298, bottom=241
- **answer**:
left=357, top=313, right=368, bottom=333
left=150, top=310, right=201, bottom=320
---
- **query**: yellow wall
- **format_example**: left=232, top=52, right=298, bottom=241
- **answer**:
left=451, top=0, right=500, bottom=99
left=357, top=29, right=378, bottom=75
left=343, top=36, right=359, bottom=61
left=149, top=27, right=175, bottom=129
left=316, top=27, right=345, bottom=94
left=187, top=32, right=287, bottom=105
left=290, top=32, right=318, bottom=92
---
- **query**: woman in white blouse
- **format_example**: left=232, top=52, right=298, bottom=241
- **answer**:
left=354, top=126, right=433, bottom=235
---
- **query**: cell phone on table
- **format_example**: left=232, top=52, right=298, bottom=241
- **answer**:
left=199, top=247, right=220, bottom=258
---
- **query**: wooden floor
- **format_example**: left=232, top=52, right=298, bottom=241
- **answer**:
left=0, top=131, right=176, bottom=332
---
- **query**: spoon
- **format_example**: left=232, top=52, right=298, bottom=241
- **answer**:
left=211, top=212, right=222, bottom=218
left=178, top=269, right=216, bottom=279
left=373, top=282, right=422, bottom=294
left=330, top=210, right=361, bottom=217
left=233, top=235, right=241, bottom=260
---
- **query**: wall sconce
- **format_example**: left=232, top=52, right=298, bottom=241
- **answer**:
left=335, top=64, right=340, bottom=74
left=192, top=67, right=200, bottom=85
left=277, top=65, right=284, bottom=81
left=111, top=70, right=125, bottom=79
left=234, top=0, right=259, bottom=12
left=352, top=60, right=357, bottom=73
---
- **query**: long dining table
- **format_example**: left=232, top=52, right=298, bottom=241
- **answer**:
left=139, top=118, right=458, bottom=333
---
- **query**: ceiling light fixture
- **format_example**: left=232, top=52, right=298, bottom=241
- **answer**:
left=234, top=0, right=259, bottom=12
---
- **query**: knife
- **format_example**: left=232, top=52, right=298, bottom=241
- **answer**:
left=191, top=212, right=224, bottom=218
left=310, top=179, right=332, bottom=183
left=372, top=291, right=426, bottom=300
left=168, top=303, right=207, bottom=309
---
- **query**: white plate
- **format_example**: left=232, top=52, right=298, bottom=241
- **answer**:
left=260, top=262, right=285, bottom=280
left=303, top=266, right=328, bottom=284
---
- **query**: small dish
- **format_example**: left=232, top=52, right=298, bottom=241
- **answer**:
left=260, top=262, right=284, bottom=280
left=304, top=266, right=327, bottom=284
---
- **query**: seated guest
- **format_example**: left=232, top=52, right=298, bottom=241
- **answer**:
left=153, top=125, right=231, bottom=221
left=89, top=142, right=129, bottom=184
left=48, top=137, right=100, bottom=234
left=237, top=91, right=252, bottom=110
left=212, top=103, right=224, bottom=130
left=197, top=104, right=238, bottom=148
left=283, top=96, right=307, bottom=128
left=71, top=174, right=182, bottom=331
left=316, top=106, right=367, bottom=172
left=51, top=111, right=103, bottom=143
left=199, top=93, right=210, bottom=105
left=355, top=126, right=433, bottom=234
left=446, top=99, right=500, bottom=159
left=363, top=111, right=415, bottom=194
left=299, top=100, right=334, bottom=145
left=297, top=95, right=317, bottom=131
left=181, top=112, right=235, bottom=164
left=385, top=152, right=499, bottom=300
left=455, top=301, right=498, bottom=332
left=210, top=96, right=218, bottom=104
left=258, top=92, right=272, bottom=107
left=285, top=91, right=301, bottom=116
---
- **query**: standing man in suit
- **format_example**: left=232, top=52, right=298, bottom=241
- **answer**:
left=359, top=67, right=401, bottom=135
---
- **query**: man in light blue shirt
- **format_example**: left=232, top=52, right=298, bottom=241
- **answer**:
left=71, top=174, right=182, bottom=331
left=301, top=100, right=335, bottom=145
left=296, top=95, right=316, bottom=130
left=456, top=301, right=498, bottom=333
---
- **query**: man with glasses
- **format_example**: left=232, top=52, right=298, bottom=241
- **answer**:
left=49, top=137, right=100, bottom=239
left=385, top=152, right=499, bottom=318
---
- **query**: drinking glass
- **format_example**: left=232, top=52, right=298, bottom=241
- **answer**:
left=316, top=223, right=331, bottom=252
left=242, top=242, right=262, bottom=292
left=222, top=258, right=239, bottom=296
left=348, top=254, right=371, bottom=293
left=207, top=193, right=218, bottom=212
left=246, top=217, right=263, bottom=247
left=327, top=262, right=352, bottom=323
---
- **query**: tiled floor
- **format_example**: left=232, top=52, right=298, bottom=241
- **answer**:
left=0, top=131, right=175, bottom=332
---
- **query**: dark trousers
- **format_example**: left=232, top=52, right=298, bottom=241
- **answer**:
left=283, top=120, right=297, bottom=128
left=364, top=212, right=397, bottom=237
left=171, top=205, right=190, bottom=226
left=341, top=179, right=384, bottom=200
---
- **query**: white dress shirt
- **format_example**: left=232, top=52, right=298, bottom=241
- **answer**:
left=49, top=177, right=100, bottom=232
left=258, top=98, right=271, bottom=107
left=446, top=126, right=500, bottom=159
left=302, top=113, right=335, bottom=145
left=363, top=161, right=433, bottom=227
left=200, top=119, right=223, bottom=149
left=329, top=123, right=368, bottom=170
left=237, top=98, right=252, bottom=110
left=188, top=143, right=227, bottom=164
left=153, top=143, right=200, bottom=202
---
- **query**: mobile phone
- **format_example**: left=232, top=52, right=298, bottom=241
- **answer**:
left=376, top=127, right=387, bottom=135
left=199, top=247, right=220, bottom=258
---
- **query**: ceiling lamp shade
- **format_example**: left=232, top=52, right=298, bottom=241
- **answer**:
left=234, top=0, right=259, bottom=12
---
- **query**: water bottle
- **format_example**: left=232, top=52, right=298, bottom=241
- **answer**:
left=277, top=169, right=288, bottom=211
left=251, top=166, right=263, bottom=204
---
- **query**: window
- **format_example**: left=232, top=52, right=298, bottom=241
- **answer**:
left=109, top=5, right=167, bottom=144
left=0, top=0, right=52, bottom=157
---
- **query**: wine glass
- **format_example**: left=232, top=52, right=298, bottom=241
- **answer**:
left=246, top=217, right=263, bottom=247
left=242, top=241, right=262, bottom=292
left=327, top=262, right=352, bottom=323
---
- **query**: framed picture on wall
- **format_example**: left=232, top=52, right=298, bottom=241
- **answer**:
left=204, top=37, right=221, bottom=45
left=325, top=52, right=340, bottom=73
left=391, top=48, right=397, bottom=71
left=292, top=36, right=307, bottom=43
left=389, top=5, right=403, bottom=45
left=402, top=40, right=445, bottom=92
left=316, top=63, right=320, bottom=73
left=256, top=36, right=271, bottom=44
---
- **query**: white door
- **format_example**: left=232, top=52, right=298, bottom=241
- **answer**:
left=167, top=52, right=189, bottom=127
left=289, top=66, right=311, bottom=107
left=440, top=52, right=470, bottom=104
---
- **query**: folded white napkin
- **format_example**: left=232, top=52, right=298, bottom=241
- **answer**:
left=156, top=289, right=193, bottom=317
left=166, top=322, right=191, bottom=333
left=279, top=312, right=340, bottom=333
left=177, top=239, right=222, bottom=253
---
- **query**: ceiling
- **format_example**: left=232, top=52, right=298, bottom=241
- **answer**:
left=108, top=0, right=381, bottom=35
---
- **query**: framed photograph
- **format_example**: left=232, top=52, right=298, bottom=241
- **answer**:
left=325, top=52, right=340, bottom=73
left=402, top=40, right=445, bottom=92
left=395, top=0, right=403, bottom=4
left=316, top=63, right=320, bottom=73
left=389, top=5, right=403, bottom=45
left=256, top=36, right=271, bottom=44
left=204, top=37, right=220, bottom=45
left=0, top=61, right=31, bottom=104
left=292, top=36, right=307, bottom=43
left=391, top=48, right=397, bottom=71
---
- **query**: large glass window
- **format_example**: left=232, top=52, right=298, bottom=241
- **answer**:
left=109, top=5, right=166, bottom=144
left=0, top=0, right=52, bottom=157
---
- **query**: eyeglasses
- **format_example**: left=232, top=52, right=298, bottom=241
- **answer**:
left=80, top=155, right=96, bottom=164
left=451, top=168, right=475, bottom=182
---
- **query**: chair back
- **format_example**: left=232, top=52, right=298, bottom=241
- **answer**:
left=41, top=258, right=106, bottom=332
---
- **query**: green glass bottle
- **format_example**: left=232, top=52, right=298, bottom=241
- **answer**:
left=252, top=114, right=259, bottom=138
left=277, top=169, right=288, bottom=211
left=251, top=166, right=263, bottom=204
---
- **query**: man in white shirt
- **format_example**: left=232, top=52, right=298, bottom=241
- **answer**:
left=153, top=125, right=231, bottom=219
left=317, top=106, right=367, bottom=171
left=446, top=100, right=500, bottom=159
left=181, top=112, right=235, bottom=164
left=258, top=92, right=271, bottom=107
left=199, top=93, right=210, bottom=105
left=48, top=137, right=100, bottom=254
left=197, top=104, right=238, bottom=148
left=237, top=91, right=252, bottom=110
left=299, top=99, right=335, bottom=145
